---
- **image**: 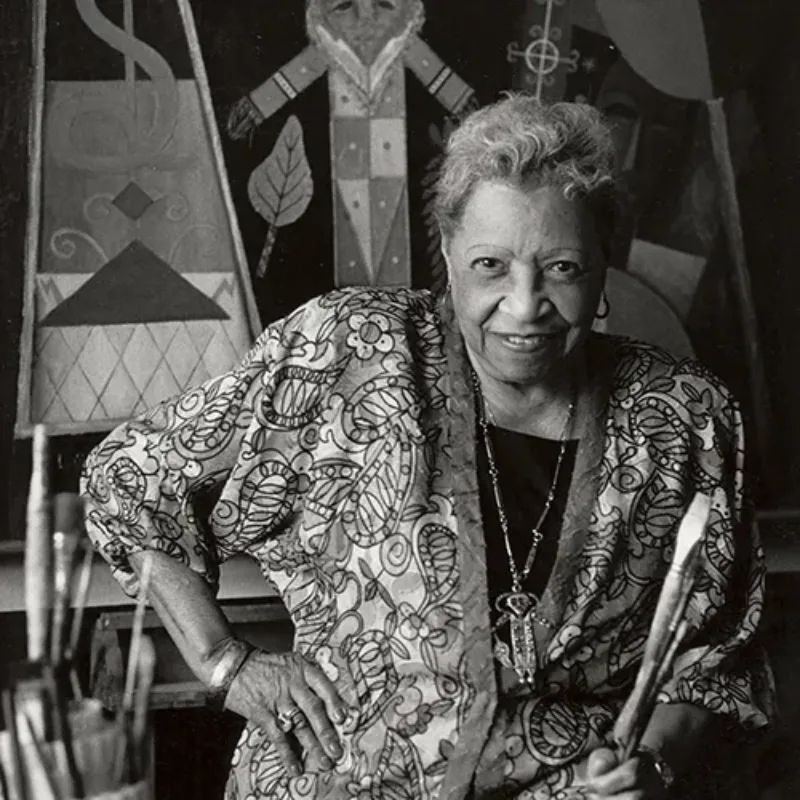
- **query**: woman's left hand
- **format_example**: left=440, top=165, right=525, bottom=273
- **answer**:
left=582, top=747, right=668, bottom=799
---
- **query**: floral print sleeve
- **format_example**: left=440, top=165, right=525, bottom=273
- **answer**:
left=81, top=310, right=293, bottom=596
left=653, top=362, right=774, bottom=727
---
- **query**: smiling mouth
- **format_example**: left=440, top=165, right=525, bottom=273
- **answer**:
left=494, top=332, right=560, bottom=352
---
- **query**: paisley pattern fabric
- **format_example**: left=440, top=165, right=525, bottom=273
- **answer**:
left=81, top=288, right=773, bottom=800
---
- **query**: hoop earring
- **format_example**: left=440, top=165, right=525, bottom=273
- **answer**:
left=595, top=290, right=610, bottom=320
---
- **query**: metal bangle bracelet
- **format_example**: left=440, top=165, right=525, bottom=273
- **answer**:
left=205, top=639, right=255, bottom=713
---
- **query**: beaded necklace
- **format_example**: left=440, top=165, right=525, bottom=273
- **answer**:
left=472, top=368, right=575, bottom=684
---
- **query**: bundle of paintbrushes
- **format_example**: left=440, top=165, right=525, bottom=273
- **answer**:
left=0, top=426, right=155, bottom=800
left=613, top=492, right=712, bottom=759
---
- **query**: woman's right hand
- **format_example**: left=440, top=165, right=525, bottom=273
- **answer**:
left=223, top=649, right=349, bottom=776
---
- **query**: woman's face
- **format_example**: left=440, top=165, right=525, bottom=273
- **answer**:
left=444, top=181, right=606, bottom=389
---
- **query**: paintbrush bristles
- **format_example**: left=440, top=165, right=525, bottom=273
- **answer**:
left=25, top=425, right=52, bottom=663
left=673, top=492, right=711, bottom=566
left=613, top=492, right=712, bottom=758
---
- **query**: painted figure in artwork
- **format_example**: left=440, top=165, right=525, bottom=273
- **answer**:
left=229, top=0, right=476, bottom=288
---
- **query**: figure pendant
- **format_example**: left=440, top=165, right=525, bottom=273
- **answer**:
left=494, top=591, right=540, bottom=685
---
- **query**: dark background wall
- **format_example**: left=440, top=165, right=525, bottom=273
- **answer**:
left=2, top=0, right=800, bottom=535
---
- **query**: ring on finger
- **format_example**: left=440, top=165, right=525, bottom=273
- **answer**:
left=277, top=707, right=305, bottom=733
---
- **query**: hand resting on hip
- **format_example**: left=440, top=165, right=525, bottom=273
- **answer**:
left=224, top=649, right=349, bottom=776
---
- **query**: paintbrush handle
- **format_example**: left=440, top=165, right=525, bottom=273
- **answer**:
left=2, top=690, right=28, bottom=800
left=18, top=711, right=62, bottom=800
left=123, top=554, right=154, bottom=713
left=66, top=546, right=94, bottom=662
left=50, top=534, right=79, bottom=666
left=642, top=566, right=690, bottom=665
left=50, top=495, right=84, bottom=666
left=25, top=426, right=51, bottom=663
left=0, top=759, right=10, bottom=800
left=131, top=637, right=156, bottom=784
left=615, top=618, right=692, bottom=758
left=614, top=660, right=659, bottom=758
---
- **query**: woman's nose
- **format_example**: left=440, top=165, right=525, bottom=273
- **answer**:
left=504, top=267, right=550, bottom=320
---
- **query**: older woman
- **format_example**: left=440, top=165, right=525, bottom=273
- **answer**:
left=82, top=95, right=772, bottom=799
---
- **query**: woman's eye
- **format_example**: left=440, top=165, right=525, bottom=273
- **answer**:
left=331, top=0, right=354, bottom=12
left=473, top=257, right=505, bottom=272
left=546, top=260, right=583, bottom=280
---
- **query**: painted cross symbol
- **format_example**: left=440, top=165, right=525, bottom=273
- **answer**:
left=507, top=24, right=581, bottom=98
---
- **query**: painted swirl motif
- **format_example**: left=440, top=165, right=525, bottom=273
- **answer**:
left=339, top=433, right=415, bottom=547
left=49, top=0, right=181, bottom=172
left=304, top=458, right=360, bottom=528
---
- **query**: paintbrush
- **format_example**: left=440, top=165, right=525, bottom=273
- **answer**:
left=25, top=425, right=52, bottom=666
left=17, top=425, right=54, bottom=745
left=131, top=637, right=156, bottom=785
left=643, top=493, right=710, bottom=665
left=50, top=495, right=84, bottom=668
left=2, top=689, right=28, bottom=800
left=614, top=493, right=711, bottom=758
left=18, top=712, right=62, bottom=800
left=0, top=758, right=9, bottom=800
left=113, top=552, right=155, bottom=786
left=65, top=545, right=95, bottom=701
left=123, top=553, right=154, bottom=717
left=0, top=759, right=9, bottom=800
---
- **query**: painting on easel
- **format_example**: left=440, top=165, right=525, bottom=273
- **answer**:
left=16, top=0, right=260, bottom=437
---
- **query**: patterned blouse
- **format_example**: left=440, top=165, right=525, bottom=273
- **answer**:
left=82, top=288, right=774, bottom=799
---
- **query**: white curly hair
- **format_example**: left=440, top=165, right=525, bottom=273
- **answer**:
left=434, top=94, right=619, bottom=257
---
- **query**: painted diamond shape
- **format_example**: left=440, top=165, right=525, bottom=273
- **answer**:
left=112, top=181, right=154, bottom=221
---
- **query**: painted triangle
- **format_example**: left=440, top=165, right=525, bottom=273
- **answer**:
left=376, top=186, right=411, bottom=286
left=336, top=180, right=372, bottom=278
left=41, top=240, right=229, bottom=327
left=334, top=187, right=371, bottom=287
left=370, top=178, right=407, bottom=269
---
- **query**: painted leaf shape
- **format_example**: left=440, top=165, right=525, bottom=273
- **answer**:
left=375, top=730, right=426, bottom=799
left=248, top=115, right=313, bottom=227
